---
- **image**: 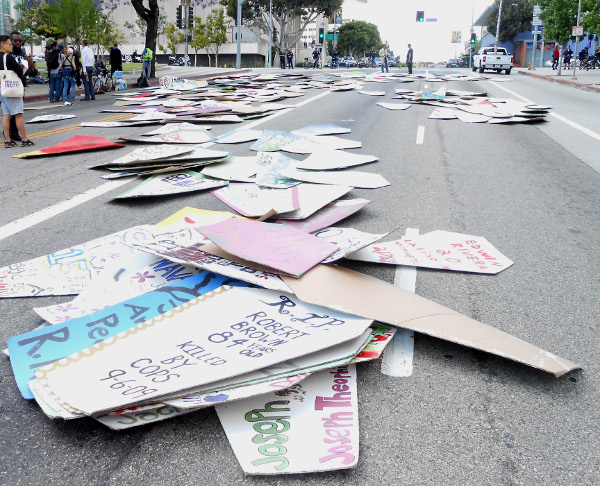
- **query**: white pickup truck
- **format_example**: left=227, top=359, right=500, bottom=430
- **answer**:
left=472, top=47, right=513, bottom=74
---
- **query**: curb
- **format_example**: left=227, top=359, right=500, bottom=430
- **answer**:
left=24, top=68, right=252, bottom=102
left=517, top=69, right=600, bottom=93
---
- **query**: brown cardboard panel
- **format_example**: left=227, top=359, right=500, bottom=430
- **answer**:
left=283, top=265, right=580, bottom=377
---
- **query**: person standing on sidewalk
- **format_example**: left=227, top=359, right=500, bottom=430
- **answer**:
left=286, top=49, right=294, bottom=69
left=312, top=47, right=320, bottom=68
left=0, top=35, right=33, bottom=148
left=141, top=46, right=152, bottom=82
left=552, top=47, right=559, bottom=69
left=279, top=48, right=286, bottom=69
left=9, top=31, right=32, bottom=142
left=61, top=47, right=76, bottom=105
left=379, top=43, right=389, bottom=73
left=406, top=43, right=414, bottom=74
left=80, top=39, right=95, bottom=100
left=109, top=43, right=122, bottom=76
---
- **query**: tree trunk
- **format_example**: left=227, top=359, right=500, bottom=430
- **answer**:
left=131, top=0, right=159, bottom=78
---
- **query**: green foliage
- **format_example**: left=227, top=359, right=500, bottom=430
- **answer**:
left=124, top=10, right=167, bottom=38
left=45, top=0, right=102, bottom=43
left=206, top=8, right=229, bottom=67
left=337, top=20, right=382, bottom=57
left=221, top=0, right=342, bottom=48
left=539, top=0, right=599, bottom=44
left=190, top=16, right=211, bottom=66
left=486, top=0, right=533, bottom=48
left=88, top=12, right=126, bottom=55
left=159, top=23, right=185, bottom=56
left=12, top=0, right=66, bottom=43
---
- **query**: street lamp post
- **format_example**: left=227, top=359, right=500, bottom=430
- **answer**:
left=268, top=0, right=272, bottom=68
left=236, top=0, right=242, bottom=69
left=494, top=0, right=503, bottom=54
left=573, top=0, right=582, bottom=79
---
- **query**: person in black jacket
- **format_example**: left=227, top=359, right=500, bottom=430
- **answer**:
left=109, top=43, right=122, bottom=75
left=9, top=31, right=32, bottom=142
left=0, top=35, right=33, bottom=147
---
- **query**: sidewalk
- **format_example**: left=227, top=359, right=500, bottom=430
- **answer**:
left=24, top=65, right=252, bottom=102
left=515, top=66, right=600, bottom=93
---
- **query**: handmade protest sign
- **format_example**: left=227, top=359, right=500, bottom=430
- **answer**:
left=95, top=329, right=374, bottom=429
left=201, top=156, right=258, bottom=182
left=13, top=135, right=125, bottom=159
left=376, top=102, right=411, bottom=110
left=214, top=129, right=263, bottom=144
left=281, top=168, right=389, bottom=189
left=195, top=219, right=338, bottom=277
left=106, top=145, right=196, bottom=166
left=33, top=255, right=200, bottom=324
left=250, top=130, right=302, bottom=152
left=8, top=271, right=244, bottom=399
left=275, top=184, right=352, bottom=220
left=256, top=152, right=300, bottom=189
left=114, top=171, right=228, bottom=199
left=216, top=364, right=359, bottom=474
left=0, top=225, right=168, bottom=298
left=35, top=287, right=373, bottom=415
left=312, top=227, right=388, bottom=263
left=296, top=150, right=378, bottom=171
left=276, top=198, right=371, bottom=233
left=117, top=128, right=213, bottom=144
left=347, top=230, right=514, bottom=274
left=27, top=114, right=76, bottom=123
left=211, top=183, right=300, bottom=218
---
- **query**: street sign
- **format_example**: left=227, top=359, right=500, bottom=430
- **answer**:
left=325, top=33, right=338, bottom=41
left=532, top=17, right=542, bottom=26
left=533, top=5, right=542, bottom=15
left=572, top=26, right=584, bottom=36
left=426, top=18, right=437, bottom=22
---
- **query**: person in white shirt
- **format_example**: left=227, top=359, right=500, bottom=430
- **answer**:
left=80, top=39, right=95, bottom=100
left=379, top=43, right=389, bottom=73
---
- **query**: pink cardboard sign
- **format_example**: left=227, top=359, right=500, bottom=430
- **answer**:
left=196, top=219, right=338, bottom=277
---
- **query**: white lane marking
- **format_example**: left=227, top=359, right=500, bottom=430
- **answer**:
left=489, top=80, right=600, bottom=142
left=0, top=89, right=332, bottom=242
left=0, top=180, right=132, bottom=242
left=416, top=125, right=425, bottom=144
left=381, top=227, right=418, bottom=377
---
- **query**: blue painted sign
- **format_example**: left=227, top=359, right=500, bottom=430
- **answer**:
left=8, top=271, right=250, bottom=399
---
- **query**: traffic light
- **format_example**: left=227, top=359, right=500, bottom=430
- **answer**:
left=416, top=11, right=424, bottom=22
left=470, top=33, right=476, bottom=44
left=273, top=27, right=277, bottom=43
left=188, top=6, right=193, bottom=28
left=319, top=28, right=324, bottom=42
left=176, top=5, right=182, bottom=29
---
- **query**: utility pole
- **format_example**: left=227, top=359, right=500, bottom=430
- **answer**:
left=184, top=0, right=189, bottom=66
left=269, top=0, right=273, bottom=68
left=236, top=0, right=243, bottom=69
left=494, top=0, right=503, bottom=54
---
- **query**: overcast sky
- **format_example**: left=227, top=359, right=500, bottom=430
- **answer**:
left=341, top=0, right=495, bottom=61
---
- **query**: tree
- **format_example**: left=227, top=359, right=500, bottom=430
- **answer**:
left=12, top=0, right=66, bottom=48
left=130, top=0, right=160, bottom=78
left=206, top=8, right=228, bottom=67
left=88, top=11, right=126, bottom=58
left=221, top=0, right=343, bottom=50
left=486, top=0, right=533, bottom=53
left=336, top=20, right=382, bottom=58
left=190, top=17, right=211, bottom=66
left=45, top=0, right=102, bottom=45
left=539, top=0, right=599, bottom=45
left=159, top=22, right=185, bottom=56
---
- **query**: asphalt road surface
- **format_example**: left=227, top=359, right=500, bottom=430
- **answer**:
left=1, top=68, right=598, bottom=485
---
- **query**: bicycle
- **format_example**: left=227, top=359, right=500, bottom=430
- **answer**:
left=94, top=69, right=113, bottom=94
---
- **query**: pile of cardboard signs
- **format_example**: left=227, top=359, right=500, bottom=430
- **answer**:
left=2, top=73, right=578, bottom=476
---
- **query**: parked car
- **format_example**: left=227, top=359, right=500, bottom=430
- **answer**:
left=357, top=57, right=369, bottom=68
left=387, top=56, right=396, bottom=67
left=446, top=59, right=459, bottom=68
left=373, top=57, right=382, bottom=66
left=343, top=56, right=357, bottom=67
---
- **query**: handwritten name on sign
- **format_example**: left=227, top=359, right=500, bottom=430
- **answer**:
left=347, top=230, right=514, bottom=274
left=35, top=288, right=372, bottom=415
left=216, top=364, right=359, bottom=474
left=8, top=271, right=244, bottom=399
left=196, top=219, right=338, bottom=277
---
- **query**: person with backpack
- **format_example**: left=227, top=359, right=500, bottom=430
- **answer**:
left=61, top=46, right=76, bottom=105
left=45, top=41, right=61, bottom=102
